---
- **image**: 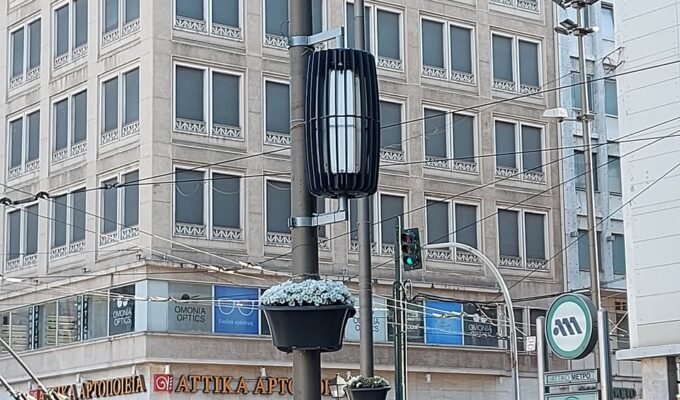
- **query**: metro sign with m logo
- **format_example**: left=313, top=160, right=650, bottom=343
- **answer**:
left=545, top=294, right=597, bottom=360
left=553, top=317, right=583, bottom=337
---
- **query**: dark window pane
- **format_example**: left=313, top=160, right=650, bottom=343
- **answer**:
left=265, top=81, right=290, bottom=134
left=377, top=10, right=399, bottom=59
left=455, top=204, right=477, bottom=248
left=53, top=195, right=68, bottom=248
left=8, top=211, right=21, bottom=260
left=601, top=6, right=614, bottom=41
left=380, top=195, right=403, bottom=245
left=57, top=298, right=79, bottom=345
left=212, top=72, right=240, bottom=127
left=125, top=0, right=140, bottom=23
left=613, top=233, right=626, bottom=275
left=349, top=198, right=373, bottom=242
left=71, top=190, right=86, bottom=242
left=264, top=0, right=288, bottom=36
left=176, top=0, right=204, bottom=20
left=109, top=285, right=135, bottom=335
left=104, top=78, right=119, bottom=131
left=495, top=121, right=516, bottom=168
left=266, top=181, right=291, bottom=233
left=608, top=156, right=622, bottom=194
left=422, top=20, right=443, bottom=68
left=38, top=302, right=57, bottom=348
left=426, top=200, right=448, bottom=244
left=176, top=66, right=204, bottom=121
left=571, top=72, right=595, bottom=111
left=575, top=150, right=586, bottom=189
left=27, top=111, right=40, bottom=162
left=316, top=197, right=326, bottom=238
left=450, top=26, right=472, bottom=73
left=521, top=125, right=542, bottom=172
left=74, top=0, right=88, bottom=47
left=453, top=114, right=474, bottom=162
left=592, top=153, right=599, bottom=192
left=9, top=119, right=23, bottom=169
left=529, top=309, right=546, bottom=337
left=105, top=0, right=119, bottom=33
left=102, top=178, right=118, bottom=234
left=518, top=40, right=539, bottom=87
left=380, top=101, right=401, bottom=151
left=524, top=212, right=545, bottom=260
left=424, top=108, right=447, bottom=158
left=73, top=91, right=87, bottom=143
left=345, top=3, right=370, bottom=51
left=25, top=205, right=38, bottom=256
left=123, top=171, right=139, bottom=227
left=55, top=5, right=69, bottom=56
left=175, top=169, right=204, bottom=225
left=11, top=28, right=24, bottom=78
left=498, top=210, right=519, bottom=257
left=605, top=79, right=618, bottom=116
left=212, top=173, right=240, bottom=229
left=578, top=229, right=589, bottom=271
left=212, top=0, right=238, bottom=27
left=492, top=35, right=513, bottom=81
left=28, top=20, right=41, bottom=69
left=124, top=69, right=140, bottom=124
left=55, top=100, right=68, bottom=150
left=312, top=0, right=322, bottom=34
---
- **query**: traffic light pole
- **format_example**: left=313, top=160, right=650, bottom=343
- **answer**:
left=393, top=217, right=407, bottom=400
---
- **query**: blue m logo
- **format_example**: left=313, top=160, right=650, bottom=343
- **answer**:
left=553, top=317, right=583, bottom=337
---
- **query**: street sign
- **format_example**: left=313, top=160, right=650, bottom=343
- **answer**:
left=545, top=391, right=599, bottom=400
left=545, top=294, right=597, bottom=360
left=544, top=369, right=599, bottom=386
left=526, top=336, right=537, bottom=352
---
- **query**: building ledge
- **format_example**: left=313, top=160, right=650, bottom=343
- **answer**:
left=616, top=344, right=680, bottom=361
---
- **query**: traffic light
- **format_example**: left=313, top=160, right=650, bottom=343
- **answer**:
left=400, top=228, right=422, bottom=271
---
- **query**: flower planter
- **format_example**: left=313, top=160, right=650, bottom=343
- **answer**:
left=346, top=387, right=391, bottom=400
left=261, top=304, right=356, bottom=353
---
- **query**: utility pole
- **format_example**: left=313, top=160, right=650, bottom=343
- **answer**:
left=354, top=0, right=376, bottom=380
left=575, top=3, right=602, bottom=309
left=393, top=218, right=407, bottom=400
left=0, top=373, right=25, bottom=400
left=289, top=1, right=320, bottom=399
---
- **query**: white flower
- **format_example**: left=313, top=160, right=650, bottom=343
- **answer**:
left=260, top=279, right=352, bottom=306
left=347, top=375, right=390, bottom=389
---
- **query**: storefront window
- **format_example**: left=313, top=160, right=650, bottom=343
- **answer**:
left=109, top=285, right=135, bottom=335
left=38, top=302, right=57, bottom=348
left=167, top=282, right=212, bottom=333
left=84, top=294, right=108, bottom=340
left=424, top=300, right=463, bottom=345
left=0, top=313, right=9, bottom=354
left=214, top=286, right=258, bottom=335
left=11, top=308, right=30, bottom=351
left=388, top=300, right=424, bottom=343
left=345, top=296, right=388, bottom=343
left=463, top=304, right=499, bottom=348
left=57, top=297, right=80, bottom=345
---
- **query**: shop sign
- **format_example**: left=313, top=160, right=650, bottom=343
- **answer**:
left=214, top=286, right=259, bottom=335
left=424, top=300, right=463, bottom=345
left=108, top=296, right=134, bottom=336
left=30, top=375, right=146, bottom=400
left=545, top=294, right=597, bottom=360
left=612, top=388, right=637, bottom=399
left=168, top=283, right=212, bottom=333
left=345, top=297, right=388, bottom=342
left=153, top=374, right=333, bottom=396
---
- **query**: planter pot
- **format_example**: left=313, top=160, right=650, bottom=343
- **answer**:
left=261, top=304, right=355, bottom=353
left=346, top=387, right=391, bottom=400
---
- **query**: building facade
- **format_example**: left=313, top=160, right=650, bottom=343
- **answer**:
left=0, top=0, right=565, bottom=399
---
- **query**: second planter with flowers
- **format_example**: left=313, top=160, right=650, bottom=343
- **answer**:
left=260, top=279, right=355, bottom=353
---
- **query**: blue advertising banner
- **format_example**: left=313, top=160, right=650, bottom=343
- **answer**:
left=424, top=300, right=463, bottom=345
left=214, top=286, right=259, bottom=335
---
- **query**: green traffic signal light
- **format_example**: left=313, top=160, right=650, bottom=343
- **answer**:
left=400, top=228, right=422, bottom=270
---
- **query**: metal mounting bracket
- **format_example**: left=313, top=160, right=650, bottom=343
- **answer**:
left=289, top=26, right=345, bottom=48
left=289, top=196, right=348, bottom=228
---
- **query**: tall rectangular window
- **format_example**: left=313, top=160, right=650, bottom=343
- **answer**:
left=380, top=194, right=404, bottom=247
left=612, top=233, right=626, bottom=275
left=104, top=0, right=119, bottom=33
left=213, top=0, right=239, bottom=28
left=212, top=72, right=240, bottom=129
left=264, top=0, right=288, bottom=41
left=265, top=81, right=290, bottom=145
left=7, top=211, right=21, bottom=262
left=492, top=35, right=513, bottom=83
left=51, top=188, right=86, bottom=256
left=55, top=5, right=70, bottom=57
left=426, top=200, right=449, bottom=245
left=123, top=171, right=139, bottom=228
left=601, top=5, right=615, bottom=41
left=424, top=108, right=447, bottom=159
left=103, top=77, right=119, bottom=133
left=498, top=210, right=519, bottom=258
left=175, top=0, right=240, bottom=38
left=28, top=20, right=41, bottom=70
left=10, top=19, right=41, bottom=88
left=55, top=99, right=69, bottom=151
left=605, top=79, right=618, bottom=116
left=71, top=190, right=86, bottom=243
left=575, top=151, right=598, bottom=191
left=27, top=111, right=40, bottom=164
left=518, top=40, right=539, bottom=89
left=125, top=0, right=140, bottom=23
left=450, top=25, right=472, bottom=75
left=578, top=229, right=590, bottom=271
left=25, top=205, right=39, bottom=260
left=380, top=101, right=402, bottom=153
left=177, top=0, right=204, bottom=20
left=53, top=195, right=68, bottom=249
left=421, top=20, right=444, bottom=69
left=52, top=90, right=88, bottom=162
left=571, top=72, right=594, bottom=111
left=453, top=114, right=474, bottom=163
left=212, top=173, right=240, bottom=230
left=492, top=33, right=541, bottom=93
left=102, top=178, right=118, bottom=234
left=9, top=119, right=23, bottom=170
left=521, top=125, right=542, bottom=173
left=349, top=198, right=374, bottom=242
left=73, top=91, right=87, bottom=144
left=455, top=204, right=477, bottom=248
left=124, top=68, right=140, bottom=125
left=346, top=3, right=371, bottom=51
left=54, top=0, right=88, bottom=66
left=74, top=0, right=88, bottom=47
left=175, top=169, right=205, bottom=226
left=102, top=68, right=140, bottom=143
left=376, top=9, right=400, bottom=62
left=175, top=66, right=205, bottom=123
left=266, top=181, right=291, bottom=234
left=495, top=121, right=516, bottom=169
left=524, top=212, right=545, bottom=261
left=11, top=28, right=25, bottom=79
left=99, top=170, right=140, bottom=245
left=608, top=156, right=622, bottom=194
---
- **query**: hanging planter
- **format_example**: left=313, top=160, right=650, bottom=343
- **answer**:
left=345, top=376, right=391, bottom=400
left=260, top=279, right=355, bottom=353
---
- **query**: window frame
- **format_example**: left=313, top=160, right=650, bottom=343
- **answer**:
left=600, top=3, right=615, bottom=42
left=376, top=190, right=407, bottom=256
left=5, top=202, right=40, bottom=271
left=52, top=0, right=88, bottom=69
left=50, top=186, right=87, bottom=259
left=101, top=0, right=141, bottom=47
left=420, top=15, right=476, bottom=85
left=493, top=118, right=545, bottom=182
left=263, top=76, right=291, bottom=146
left=378, top=96, right=405, bottom=161
left=100, top=64, right=141, bottom=146
left=491, top=31, right=542, bottom=95
left=51, top=88, right=88, bottom=164
left=6, top=107, right=41, bottom=180
left=264, top=177, right=292, bottom=247
left=422, top=104, right=479, bottom=174
left=173, top=0, right=244, bottom=41
left=345, top=1, right=404, bottom=72
left=497, top=207, right=549, bottom=270
left=424, top=197, right=481, bottom=264
left=8, top=15, right=41, bottom=89
left=208, top=168, right=245, bottom=240
left=98, top=167, right=141, bottom=247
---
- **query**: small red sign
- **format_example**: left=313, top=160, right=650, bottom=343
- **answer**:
left=153, top=374, right=174, bottom=392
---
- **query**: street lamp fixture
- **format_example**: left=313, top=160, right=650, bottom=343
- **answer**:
left=329, top=374, right=347, bottom=399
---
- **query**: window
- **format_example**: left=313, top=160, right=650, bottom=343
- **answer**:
left=265, top=180, right=292, bottom=246
left=577, top=229, right=603, bottom=272
left=175, top=0, right=242, bottom=40
left=498, top=209, right=547, bottom=269
left=51, top=188, right=86, bottom=258
left=425, top=200, right=479, bottom=263
left=173, top=168, right=243, bottom=240
left=102, top=0, right=140, bottom=46
left=7, top=110, right=40, bottom=179
left=99, top=170, right=140, bottom=246
left=612, top=233, right=626, bottom=275
left=574, top=150, right=599, bottom=191
left=423, top=108, right=477, bottom=173
left=101, top=67, right=140, bottom=145
left=608, top=156, right=622, bottom=194
left=379, top=194, right=404, bottom=254
left=529, top=309, right=546, bottom=337
left=5, top=204, right=39, bottom=272
left=571, top=72, right=595, bottom=111
left=53, top=0, right=88, bottom=68
left=174, top=64, right=243, bottom=140
left=109, top=285, right=135, bottom=336
left=420, top=18, right=474, bottom=84
left=52, top=90, right=87, bottom=163
left=346, top=3, right=403, bottom=71
left=605, top=79, right=618, bottom=116
left=349, top=198, right=375, bottom=252
left=492, top=33, right=541, bottom=94
left=512, top=308, right=525, bottom=347
left=490, top=0, right=539, bottom=12
left=5, top=308, right=30, bottom=351
left=601, top=5, right=614, bottom=41
left=264, top=80, right=291, bottom=146
left=388, top=300, right=424, bottom=343
left=9, top=18, right=41, bottom=88
left=494, top=120, right=544, bottom=181
left=379, top=100, right=403, bottom=160
left=263, top=0, right=322, bottom=48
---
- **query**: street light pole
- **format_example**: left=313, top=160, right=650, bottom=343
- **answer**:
left=423, top=242, right=520, bottom=400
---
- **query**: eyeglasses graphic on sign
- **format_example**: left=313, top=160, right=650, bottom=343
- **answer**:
left=115, top=297, right=129, bottom=308
left=217, top=299, right=256, bottom=316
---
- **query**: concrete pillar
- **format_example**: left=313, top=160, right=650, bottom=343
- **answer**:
left=641, top=357, right=678, bottom=399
